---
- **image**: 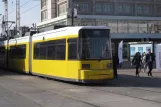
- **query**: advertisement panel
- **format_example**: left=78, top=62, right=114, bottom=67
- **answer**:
left=156, top=44, right=161, bottom=71
left=130, top=43, right=152, bottom=60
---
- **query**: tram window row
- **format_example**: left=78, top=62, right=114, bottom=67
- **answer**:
left=34, top=38, right=78, bottom=60
left=9, top=44, right=26, bottom=59
left=34, top=39, right=66, bottom=60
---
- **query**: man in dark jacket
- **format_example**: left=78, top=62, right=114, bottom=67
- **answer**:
left=112, top=52, right=119, bottom=78
left=146, top=49, right=155, bottom=76
left=132, top=52, right=142, bottom=77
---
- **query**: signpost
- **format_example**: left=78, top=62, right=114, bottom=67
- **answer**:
left=118, top=40, right=123, bottom=64
left=156, top=44, right=161, bottom=72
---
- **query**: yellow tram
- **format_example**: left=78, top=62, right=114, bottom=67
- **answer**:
left=0, top=26, right=114, bottom=83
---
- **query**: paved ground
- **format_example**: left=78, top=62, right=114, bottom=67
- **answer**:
left=0, top=69, right=161, bottom=107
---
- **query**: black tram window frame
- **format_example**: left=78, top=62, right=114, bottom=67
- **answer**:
left=33, top=39, right=66, bottom=60
left=34, top=43, right=40, bottom=59
left=47, top=41, right=56, bottom=60
left=55, top=39, right=66, bottom=60
left=9, top=44, right=26, bottom=59
left=68, top=38, right=78, bottom=60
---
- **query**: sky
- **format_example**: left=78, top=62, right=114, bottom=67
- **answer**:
left=0, top=0, right=40, bottom=29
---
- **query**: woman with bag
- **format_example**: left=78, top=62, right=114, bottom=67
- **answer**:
left=132, top=52, right=142, bottom=77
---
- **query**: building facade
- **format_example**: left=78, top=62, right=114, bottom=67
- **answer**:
left=38, top=0, right=161, bottom=33
left=38, top=0, right=161, bottom=60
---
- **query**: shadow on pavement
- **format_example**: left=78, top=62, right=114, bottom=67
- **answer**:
left=0, top=69, right=28, bottom=76
left=1, top=69, right=161, bottom=88
left=86, top=73, right=161, bottom=88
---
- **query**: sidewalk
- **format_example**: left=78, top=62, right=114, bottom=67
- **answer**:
left=118, top=68, right=159, bottom=72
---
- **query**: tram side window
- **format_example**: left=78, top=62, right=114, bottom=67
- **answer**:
left=0, top=47, right=5, bottom=58
left=55, top=40, right=66, bottom=60
left=47, top=44, right=56, bottom=60
left=68, top=38, right=78, bottom=60
left=34, top=42, right=48, bottom=59
left=39, top=43, right=47, bottom=59
left=34, top=39, right=66, bottom=60
left=34, top=43, right=40, bottom=59
left=9, top=44, right=26, bottom=59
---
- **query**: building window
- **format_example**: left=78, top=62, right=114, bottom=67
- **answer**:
left=41, top=9, right=47, bottom=21
left=58, top=3, right=67, bottom=16
left=117, top=4, right=132, bottom=14
left=95, top=3, right=113, bottom=13
left=77, top=3, right=90, bottom=13
left=136, top=5, right=153, bottom=15
left=156, top=5, right=161, bottom=13
left=74, top=3, right=90, bottom=13
left=41, top=0, right=47, bottom=8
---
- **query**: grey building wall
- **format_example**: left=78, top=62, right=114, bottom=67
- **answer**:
left=39, top=0, right=161, bottom=34
left=40, top=0, right=161, bottom=22
left=72, top=0, right=161, bottom=17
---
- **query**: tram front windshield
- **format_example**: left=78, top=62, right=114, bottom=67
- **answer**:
left=79, top=29, right=112, bottom=60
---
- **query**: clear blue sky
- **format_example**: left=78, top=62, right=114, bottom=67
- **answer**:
left=0, top=0, right=40, bottom=28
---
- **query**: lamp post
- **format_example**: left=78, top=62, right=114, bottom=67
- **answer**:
left=6, top=21, right=15, bottom=69
left=71, top=8, right=78, bottom=26
left=68, top=4, right=78, bottom=26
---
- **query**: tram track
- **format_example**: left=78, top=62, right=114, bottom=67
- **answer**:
left=2, top=75, right=101, bottom=107
left=2, top=71, right=161, bottom=106
left=85, top=84, right=161, bottom=104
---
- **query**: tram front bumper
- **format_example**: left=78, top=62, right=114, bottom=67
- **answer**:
left=78, top=69, right=114, bottom=83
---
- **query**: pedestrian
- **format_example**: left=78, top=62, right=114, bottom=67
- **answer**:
left=142, top=52, right=147, bottom=72
left=112, top=52, right=119, bottom=78
left=132, top=52, right=142, bottom=77
left=138, top=52, right=142, bottom=72
left=146, top=49, right=155, bottom=76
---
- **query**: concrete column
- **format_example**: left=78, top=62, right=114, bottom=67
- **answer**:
left=47, top=0, right=52, bottom=19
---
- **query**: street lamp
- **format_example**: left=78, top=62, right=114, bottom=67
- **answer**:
left=6, top=21, right=15, bottom=69
left=68, top=4, right=78, bottom=26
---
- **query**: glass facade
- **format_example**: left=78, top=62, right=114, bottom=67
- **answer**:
left=73, top=19, right=161, bottom=34
left=95, top=3, right=114, bottom=14
left=135, top=5, right=153, bottom=16
left=78, top=3, right=90, bottom=13
left=117, top=4, right=133, bottom=15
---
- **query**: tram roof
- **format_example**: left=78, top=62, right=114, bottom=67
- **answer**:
left=33, top=26, right=110, bottom=37
left=0, top=26, right=110, bottom=46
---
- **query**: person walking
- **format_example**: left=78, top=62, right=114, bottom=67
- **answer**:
left=132, top=52, right=142, bottom=77
left=112, top=52, right=119, bottom=78
left=142, top=52, right=147, bottom=72
left=146, top=49, right=155, bottom=76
